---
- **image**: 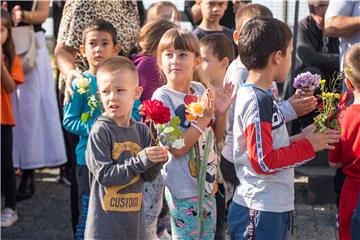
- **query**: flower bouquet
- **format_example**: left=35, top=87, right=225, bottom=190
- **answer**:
left=76, top=77, right=102, bottom=123
left=293, top=71, right=343, bottom=133
left=313, top=74, right=342, bottom=133
left=185, top=90, right=214, bottom=237
left=141, top=99, right=185, bottom=149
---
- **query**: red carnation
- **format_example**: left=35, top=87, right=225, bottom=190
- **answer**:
left=142, top=99, right=171, bottom=124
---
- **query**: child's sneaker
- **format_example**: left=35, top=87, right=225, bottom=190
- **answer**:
left=1, top=208, right=18, bottom=227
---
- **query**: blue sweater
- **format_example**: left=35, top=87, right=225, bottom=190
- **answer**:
left=63, top=72, right=101, bottom=165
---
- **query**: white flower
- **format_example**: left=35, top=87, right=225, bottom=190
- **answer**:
left=172, top=138, right=185, bottom=149
left=76, top=77, right=90, bottom=90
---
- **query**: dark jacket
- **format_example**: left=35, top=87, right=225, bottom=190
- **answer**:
left=296, top=16, right=339, bottom=79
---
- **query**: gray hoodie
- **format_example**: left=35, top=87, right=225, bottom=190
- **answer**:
left=85, top=116, right=161, bottom=240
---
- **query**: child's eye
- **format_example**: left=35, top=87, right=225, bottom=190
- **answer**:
left=180, top=53, right=187, bottom=57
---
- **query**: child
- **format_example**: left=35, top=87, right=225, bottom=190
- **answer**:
left=228, top=16, right=341, bottom=239
left=192, top=0, right=235, bottom=52
left=152, top=28, right=233, bottom=239
left=0, top=8, right=24, bottom=228
left=221, top=3, right=318, bottom=213
left=145, top=1, right=181, bottom=24
left=63, top=19, right=119, bottom=239
left=199, top=33, right=234, bottom=240
left=130, top=18, right=176, bottom=240
left=131, top=19, right=176, bottom=102
left=328, top=43, right=360, bottom=240
left=85, top=56, right=168, bottom=239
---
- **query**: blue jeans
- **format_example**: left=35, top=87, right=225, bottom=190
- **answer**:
left=227, top=202, right=290, bottom=240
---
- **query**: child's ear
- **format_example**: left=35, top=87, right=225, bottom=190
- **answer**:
left=221, top=57, right=230, bottom=69
left=272, top=50, right=282, bottom=65
left=194, top=55, right=202, bottom=70
left=233, top=30, right=240, bottom=45
left=345, top=78, right=354, bottom=90
left=113, top=45, right=121, bottom=56
left=134, top=86, right=143, bottom=100
left=80, top=45, right=86, bottom=57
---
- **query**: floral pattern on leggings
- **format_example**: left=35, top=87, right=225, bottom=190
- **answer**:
left=165, top=188, right=216, bottom=240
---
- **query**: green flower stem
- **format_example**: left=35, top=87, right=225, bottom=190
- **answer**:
left=149, top=121, right=159, bottom=146
left=197, top=130, right=213, bottom=238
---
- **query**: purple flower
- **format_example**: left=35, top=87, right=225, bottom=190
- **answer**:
left=293, top=71, right=321, bottom=89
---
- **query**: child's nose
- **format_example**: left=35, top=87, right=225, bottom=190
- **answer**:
left=95, top=46, right=102, bottom=53
left=172, top=55, right=179, bottom=64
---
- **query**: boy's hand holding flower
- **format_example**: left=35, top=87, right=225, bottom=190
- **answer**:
left=289, top=88, right=317, bottom=117
left=75, top=76, right=101, bottom=123
left=305, top=127, right=340, bottom=152
left=144, top=146, right=169, bottom=163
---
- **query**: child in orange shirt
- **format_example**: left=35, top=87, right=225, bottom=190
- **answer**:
left=1, top=9, right=24, bottom=228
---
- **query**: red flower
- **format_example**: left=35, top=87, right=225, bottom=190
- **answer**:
left=141, top=99, right=171, bottom=124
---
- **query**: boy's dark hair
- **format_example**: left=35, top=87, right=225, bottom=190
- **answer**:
left=235, top=3, right=273, bottom=32
left=1, top=9, right=16, bottom=72
left=200, top=33, right=235, bottom=63
left=344, top=43, right=360, bottom=89
left=238, top=17, right=292, bottom=70
left=82, top=19, right=117, bottom=45
left=97, top=56, right=138, bottom=84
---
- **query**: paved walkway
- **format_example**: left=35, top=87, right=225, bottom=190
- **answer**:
left=2, top=168, right=338, bottom=240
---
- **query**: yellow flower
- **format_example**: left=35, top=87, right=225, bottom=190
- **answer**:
left=76, top=77, right=90, bottom=94
left=186, top=102, right=204, bottom=119
left=320, top=79, right=326, bottom=85
left=186, top=113, right=197, bottom=122
left=334, top=93, right=340, bottom=99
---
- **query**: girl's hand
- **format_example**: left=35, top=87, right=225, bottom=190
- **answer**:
left=201, top=89, right=214, bottom=121
left=305, top=128, right=341, bottom=152
left=145, top=146, right=169, bottom=163
left=12, top=5, right=22, bottom=26
left=214, top=82, right=235, bottom=115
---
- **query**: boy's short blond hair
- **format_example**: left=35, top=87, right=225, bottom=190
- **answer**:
left=344, top=43, right=360, bottom=89
left=235, top=3, right=273, bottom=32
left=97, top=56, right=139, bottom=85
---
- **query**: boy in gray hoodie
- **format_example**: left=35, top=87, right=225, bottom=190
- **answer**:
left=85, top=57, right=168, bottom=240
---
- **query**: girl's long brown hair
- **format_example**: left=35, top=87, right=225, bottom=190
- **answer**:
left=1, top=9, right=16, bottom=72
left=138, top=19, right=177, bottom=56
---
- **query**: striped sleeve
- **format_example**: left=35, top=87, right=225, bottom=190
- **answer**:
left=242, top=87, right=315, bottom=174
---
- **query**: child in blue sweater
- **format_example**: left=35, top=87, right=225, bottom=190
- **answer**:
left=63, top=19, right=119, bottom=239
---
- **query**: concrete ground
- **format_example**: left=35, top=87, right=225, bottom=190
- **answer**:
left=1, top=168, right=338, bottom=240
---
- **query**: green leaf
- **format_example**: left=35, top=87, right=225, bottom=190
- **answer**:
left=81, top=112, right=91, bottom=123
left=163, top=127, right=174, bottom=134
